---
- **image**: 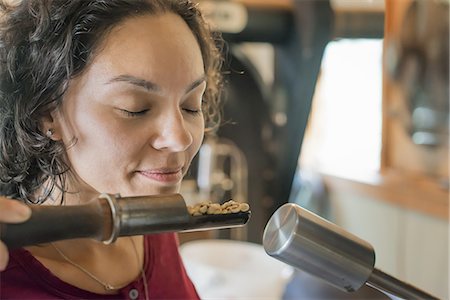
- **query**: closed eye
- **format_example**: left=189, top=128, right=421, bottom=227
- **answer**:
left=182, top=98, right=205, bottom=115
left=118, top=108, right=149, bottom=117
left=183, top=108, right=201, bottom=115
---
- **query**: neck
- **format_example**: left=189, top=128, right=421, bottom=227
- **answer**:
left=26, top=236, right=145, bottom=294
left=36, top=174, right=100, bottom=206
left=29, top=235, right=142, bottom=262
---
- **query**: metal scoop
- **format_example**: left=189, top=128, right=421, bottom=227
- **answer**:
left=0, top=193, right=250, bottom=249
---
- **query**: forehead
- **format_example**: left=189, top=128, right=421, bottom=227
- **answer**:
left=83, top=12, right=205, bottom=89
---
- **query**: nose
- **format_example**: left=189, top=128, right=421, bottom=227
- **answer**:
left=151, top=110, right=193, bottom=152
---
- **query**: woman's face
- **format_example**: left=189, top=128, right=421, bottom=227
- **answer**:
left=51, top=13, right=206, bottom=201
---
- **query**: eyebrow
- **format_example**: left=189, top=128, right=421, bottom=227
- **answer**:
left=107, top=74, right=206, bottom=93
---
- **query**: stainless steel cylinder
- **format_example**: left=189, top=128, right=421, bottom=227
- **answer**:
left=263, top=203, right=375, bottom=292
left=115, top=193, right=190, bottom=236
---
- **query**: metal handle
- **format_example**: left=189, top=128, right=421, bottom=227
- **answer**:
left=367, top=268, right=439, bottom=300
left=0, top=199, right=107, bottom=249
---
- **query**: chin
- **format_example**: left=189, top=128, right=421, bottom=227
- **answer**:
left=131, top=185, right=180, bottom=197
left=155, top=185, right=180, bottom=194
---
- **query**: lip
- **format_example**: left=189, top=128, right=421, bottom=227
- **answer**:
left=137, top=167, right=183, bottom=183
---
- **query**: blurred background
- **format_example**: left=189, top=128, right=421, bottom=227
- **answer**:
left=179, top=0, right=449, bottom=299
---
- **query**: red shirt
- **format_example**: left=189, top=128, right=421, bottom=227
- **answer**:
left=0, top=233, right=200, bottom=300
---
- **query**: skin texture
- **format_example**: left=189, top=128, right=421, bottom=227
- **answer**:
left=45, top=12, right=206, bottom=204
left=23, top=12, right=207, bottom=294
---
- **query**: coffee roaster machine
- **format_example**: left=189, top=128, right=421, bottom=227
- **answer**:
left=188, top=0, right=384, bottom=243
left=191, top=0, right=449, bottom=244
left=186, top=0, right=446, bottom=299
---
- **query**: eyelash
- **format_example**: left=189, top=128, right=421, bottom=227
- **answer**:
left=183, top=108, right=202, bottom=115
left=120, top=109, right=149, bottom=117
left=119, top=107, right=202, bottom=117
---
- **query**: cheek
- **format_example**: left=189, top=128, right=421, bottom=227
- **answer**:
left=62, top=111, right=136, bottom=169
left=63, top=121, right=143, bottom=194
left=188, top=120, right=205, bottom=159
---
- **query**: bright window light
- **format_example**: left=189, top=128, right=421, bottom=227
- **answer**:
left=300, top=39, right=383, bottom=182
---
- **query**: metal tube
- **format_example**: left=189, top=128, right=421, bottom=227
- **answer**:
left=263, top=203, right=375, bottom=292
left=263, top=203, right=438, bottom=299
left=114, top=194, right=190, bottom=237
left=367, top=268, right=439, bottom=300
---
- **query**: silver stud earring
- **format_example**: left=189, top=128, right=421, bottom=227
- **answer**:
left=46, top=129, right=54, bottom=138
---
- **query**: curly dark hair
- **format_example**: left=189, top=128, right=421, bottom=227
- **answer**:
left=0, top=0, right=223, bottom=203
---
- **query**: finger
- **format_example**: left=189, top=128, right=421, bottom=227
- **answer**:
left=0, top=241, right=9, bottom=271
left=0, top=197, right=32, bottom=223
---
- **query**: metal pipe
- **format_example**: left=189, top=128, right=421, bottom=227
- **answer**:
left=0, top=193, right=250, bottom=249
left=263, top=203, right=438, bottom=299
left=263, top=203, right=375, bottom=292
left=367, top=268, right=439, bottom=300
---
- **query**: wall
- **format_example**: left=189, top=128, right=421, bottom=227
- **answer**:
left=328, top=185, right=449, bottom=299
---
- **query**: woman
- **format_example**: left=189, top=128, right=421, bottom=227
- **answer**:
left=0, top=0, right=223, bottom=299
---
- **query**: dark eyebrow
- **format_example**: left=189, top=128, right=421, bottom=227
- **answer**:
left=106, top=74, right=206, bottom=93
left=107, top=75, right=160, bottom=92
left=185, top=75, right=206, bottom=93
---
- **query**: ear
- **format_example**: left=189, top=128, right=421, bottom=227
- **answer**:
left=40, top=110, right=62, bottom=141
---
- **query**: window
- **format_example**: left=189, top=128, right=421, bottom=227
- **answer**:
left=300, top=39, right=384, bottom=183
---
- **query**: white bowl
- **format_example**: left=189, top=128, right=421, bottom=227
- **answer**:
left=180, top=239, right=294, bottom=300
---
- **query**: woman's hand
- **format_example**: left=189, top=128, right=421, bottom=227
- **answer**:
left=0, top=197, right=31, bottom=271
